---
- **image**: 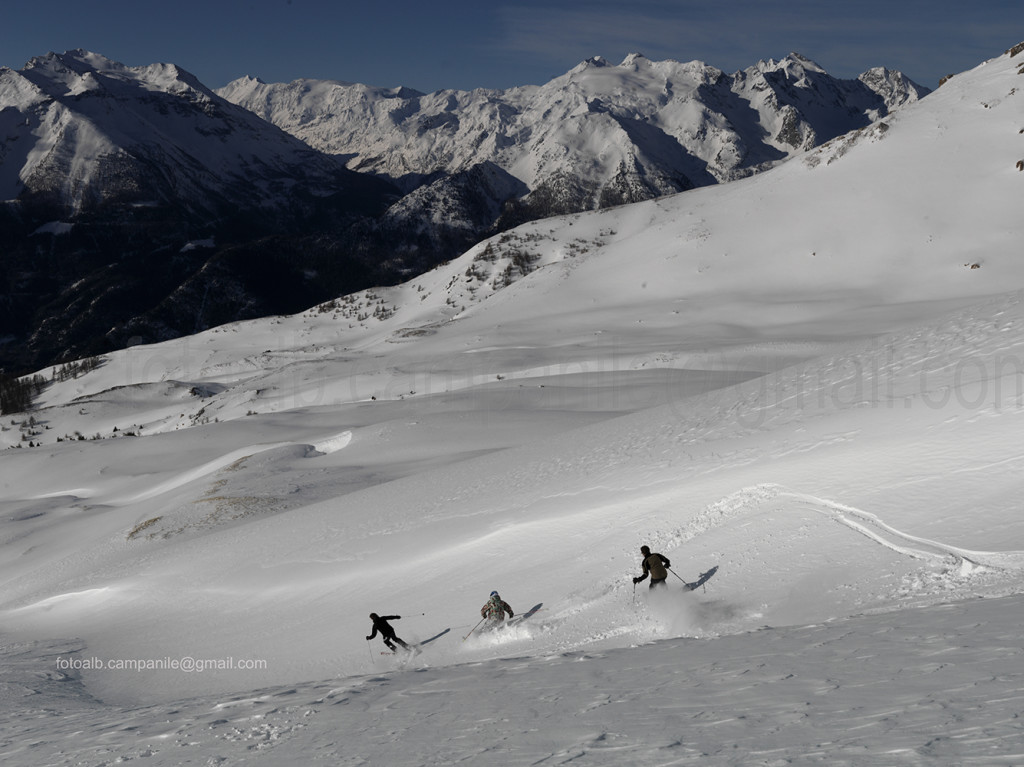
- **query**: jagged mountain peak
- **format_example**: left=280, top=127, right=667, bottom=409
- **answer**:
left=746, top=52, right=928, bottom=106
left=778, top=51, right=828, bottom=73
left=25, top=48, right=115, bottom=74
left=217, top=74, right=431, bottom=132
left=857, top=66, right=925, bottom=102
left=575, top=55, right=611, bottom=70
left=620, top=51, right=649, bottom=66
left=744, top=52, right=831, bottom=90
left=558, top=52, right=719, bottom=88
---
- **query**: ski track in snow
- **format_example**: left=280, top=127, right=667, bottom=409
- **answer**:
left=691, top=483, right=1024, bottom=571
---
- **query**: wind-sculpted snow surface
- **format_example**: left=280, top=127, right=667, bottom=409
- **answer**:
left=2, top=596, right=1023, bottom=765
left=2, top=43, right=1024, bottom=765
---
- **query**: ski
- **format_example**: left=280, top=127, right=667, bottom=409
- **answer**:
left=380, top=627, right=450, bottom=654
left=505, top=602, right=543, bottom=627
left=418, top=627, right=451, bottom=646
left=683, top=565, right=719, bottom=591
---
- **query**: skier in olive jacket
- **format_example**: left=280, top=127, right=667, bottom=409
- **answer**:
left=632, top=545, right=671, bottom=589
left=366, top=613, right=411, bottom=651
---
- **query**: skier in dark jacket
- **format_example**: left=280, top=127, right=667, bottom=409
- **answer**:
left=632, top=545, right=671, bottom=589
left=366, top=613, right=411, bottom=651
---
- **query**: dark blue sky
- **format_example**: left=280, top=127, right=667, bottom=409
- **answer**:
left=2, top=0, right=1021, bottom=92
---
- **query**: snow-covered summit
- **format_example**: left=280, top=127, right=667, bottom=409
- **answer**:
left=21, top=49, right=216, bottom=99
left=754, top=51, right=829, bottom=76
left=620, top=51, right=649, bottom=67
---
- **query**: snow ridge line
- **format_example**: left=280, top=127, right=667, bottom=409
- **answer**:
left=35, top=431, right=352, bottom=507
left=104, top=442, right=295, bottom=505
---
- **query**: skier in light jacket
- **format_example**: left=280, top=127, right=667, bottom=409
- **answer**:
left=480, top=591, right=514, bottom=628
left=632, top=545, right=671, bottom=589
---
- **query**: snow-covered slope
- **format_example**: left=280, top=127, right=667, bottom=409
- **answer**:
left=219, top=51, right=928, bottom=207
left=1, top=43, right=1024, bottom=765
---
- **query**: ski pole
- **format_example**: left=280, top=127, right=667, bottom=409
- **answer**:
left=367, top=639, right=374, bottom=663
left=463, top=617, right=485, bottom=641
left=667, top=567, right=691, bottom=589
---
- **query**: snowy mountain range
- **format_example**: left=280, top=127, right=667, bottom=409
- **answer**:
left=0, top=50, right=391, bottom=215
left=1, top=40, right=1023, bottom=765
left=219, top=51, right=928, bottom=220
left=0, top=50, right=402, bottom=378
left=1, top=49, right=926, bottom=378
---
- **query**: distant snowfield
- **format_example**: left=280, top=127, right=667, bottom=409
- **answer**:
left=2, top=46, right=1024, bottom=765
